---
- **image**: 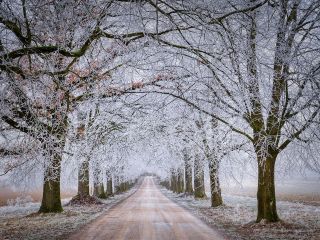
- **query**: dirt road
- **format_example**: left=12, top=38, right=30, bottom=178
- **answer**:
left=69, top=176, right=225, bottom=240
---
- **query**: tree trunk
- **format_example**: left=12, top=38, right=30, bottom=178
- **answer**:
left=97, top=183, right=107, bottom=198
left=78, top=158, right=90, bottom=198
left=194, top=154, right=206, bottom=198
left=93, top=166, right=106, bottom=198
left=177, top=168, right=184, bottom=193
left=170, top=169, right=177, bottom=192
left=184, top=153, right=193, bottom=194
left=124, top=181, right=129, bottom=191
left=256, top=153, right=279, bottom=222
left=208, top=155, right=222, bottom=207
left=106, top=173, right=113, bottom=196
left=119, top=180, right=125, bottom=192
left=93, top=181, right=99, bottom=196
left=39, top=153, right=63, bottom=213
left=115, top=175, right=121, bottom=194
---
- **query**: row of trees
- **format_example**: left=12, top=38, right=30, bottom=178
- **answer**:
left=155, top=107, right=243, bottom=208
left=140, top=0, right=320, bottom=222
left=0, top=0, right=166, bottom=212
left=1, top=0, right=319, bottom=224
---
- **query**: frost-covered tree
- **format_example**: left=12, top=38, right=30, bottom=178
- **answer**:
left=150, top=0, right=320, bottom=222
left=0, top=0, right=178, bottom=212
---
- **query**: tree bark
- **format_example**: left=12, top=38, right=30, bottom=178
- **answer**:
left=177, top=168, right=184, bottom=193
left=184, top=152, right=193, bottom=194
left=97, top=183, right=107, bottom=198
left=106, top=172, right=113, bottom=196
left=115, top=175, right=122, bottom=194
left=208, top=155, right=222, bottom=207
left=170, top=169, right=177, bottom=192
left=119, top=179, right=126, bottom=192
left=93, top=166, right=106, bottom=198
left=256, top=153, right=279, bottom=222
left=194, top=154, right=206, bottom=198
left=124, top=181, right=129, bottom=191
left=39, top=152, right=63, bottom=213
left=78, top=158, right=90, bottom=198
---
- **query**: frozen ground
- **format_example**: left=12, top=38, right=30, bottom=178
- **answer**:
left=161, top=188, right=320, bottom=240
left=0, top=188, right=137, bottom=240
left=1, top=182, right=319, bottom=240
